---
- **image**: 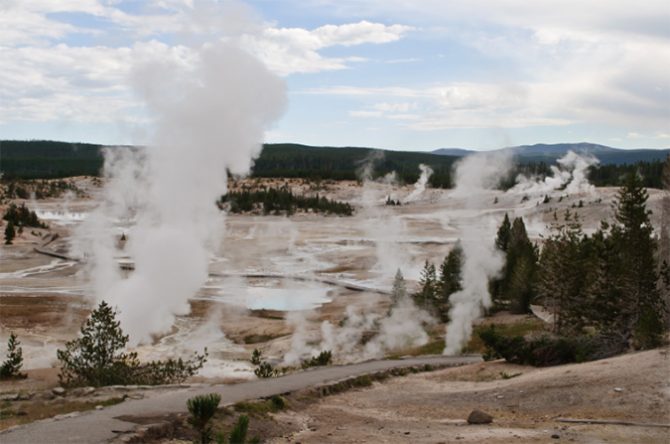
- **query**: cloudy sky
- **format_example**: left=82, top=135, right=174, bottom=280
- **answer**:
left=1, top=0, right=668, bottom=150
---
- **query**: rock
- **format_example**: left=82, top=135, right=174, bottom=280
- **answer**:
left=467, top=409, right=493, bottom=424
left=16, top=392, right=33, bottom=401
left=95, top=405, right=104, bottom=410
left=551, top=434, right=560, bottom=439
left=613, top=387, right=624, bottom=393
left=52, top=387, right=66, bottom=396
left=0, top=393, right=19, bottom=401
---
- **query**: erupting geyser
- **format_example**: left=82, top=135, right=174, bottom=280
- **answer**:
left=76, top=9, right=286, bottom=344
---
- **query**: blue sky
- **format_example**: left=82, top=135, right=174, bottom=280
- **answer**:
left=1, top=0, right=668, bottom=151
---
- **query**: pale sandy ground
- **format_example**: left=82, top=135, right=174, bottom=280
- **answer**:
left=0, top=179, right=667, bottom=370
left=269, top=349, right=670, bottom=444
left=1, top=178, right=668, bottom=439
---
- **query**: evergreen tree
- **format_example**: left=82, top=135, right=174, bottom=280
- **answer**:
left=57, top=301, right=206, bottom=386
left=495, top=213, right=511, bottom=252
left=437, top=243, right=463, bottom=320
left=413, top=261, right=437, bottom=308
left=0, top=332, right=25, bottom=379
left=536, top=211, right=585, bottom=335
left=391, top=268, right=407, bottom=306
left=57, top=301, right=139, bottom=387
left=506, top=217, right=538, bottom=313
left=612, top=172, right=666, bottom=348
left=4, top=221, right=15, bottom=245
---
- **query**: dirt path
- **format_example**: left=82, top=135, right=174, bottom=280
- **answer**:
left=0, top=355, right=480, bottom=444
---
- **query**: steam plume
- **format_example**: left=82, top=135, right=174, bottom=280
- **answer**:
left=512, top=150, right=599, bottom=195
left=443, top=153, right=510, bottom=355
left=404, top=164, right=433, bottom=203
left=77, top=4, right=286, bottom=344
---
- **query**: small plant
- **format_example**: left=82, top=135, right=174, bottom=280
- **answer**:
left=0, top=333, right=26, bottom=379
left=187, top=393, right=221, bottom=444
left=300, top=350, right=332, bottom=369
left=228, top=414, right=249, bottom=444
left=250, top=348, right=262, bottom=366
left=4, top=221, right=15, bottom=245
left=254, top=361, right=278, bottom=378
left=57, top=301, right=206, bottom=387
left=500, top=371, right=522, bottom=380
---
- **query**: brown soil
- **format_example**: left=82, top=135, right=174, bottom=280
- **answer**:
left=267, top=348, right=670, bottom=443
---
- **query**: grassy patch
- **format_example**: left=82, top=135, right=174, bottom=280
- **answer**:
left=234, top=395, right=287, bottom=416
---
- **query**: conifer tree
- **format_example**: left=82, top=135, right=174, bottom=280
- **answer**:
left=414, top=261, right=437, bottom=308
left=536, top=211, right=585, bottom=335
left=612, top=172, right=666, bottom=348
left=495, top=213, right=511, bottom=252
left=437, top=243, right=463, bottom=320
left=4, top=221, right=15, bottom=245
left=506, top=217, right=538, bottom=313
left=0, top=332, right=25, bottom=379
left=391, top=268, right=407, bottom=306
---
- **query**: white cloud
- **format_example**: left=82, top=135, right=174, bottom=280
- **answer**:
left=239, top=21, right=411, bottom=75
left=0, top=0, right=410, bottom=125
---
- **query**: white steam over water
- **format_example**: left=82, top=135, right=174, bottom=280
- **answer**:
left=75, top=4, right=286, bottom=345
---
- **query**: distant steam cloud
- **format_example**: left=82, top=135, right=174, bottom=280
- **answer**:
left=404, top=163, right=433, bottom=203
left=512, top=150, right=599, bottom=195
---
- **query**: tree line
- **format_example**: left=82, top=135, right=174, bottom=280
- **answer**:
left=220, top=186, right=354, bottom=216
left=3, top=140, right=666, bottom=189
left=412, top=168, right=669, bottom=361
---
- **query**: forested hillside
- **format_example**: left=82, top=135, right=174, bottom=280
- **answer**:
left=1, top=140, right=666, bottom=188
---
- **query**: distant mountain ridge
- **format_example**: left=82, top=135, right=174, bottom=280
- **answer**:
left=432, top=142, right=670, bottom=165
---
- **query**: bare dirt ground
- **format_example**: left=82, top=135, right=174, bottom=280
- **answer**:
left=1, top=177, right=669, bottom=439
left=269, top=349, right=670, bottom=443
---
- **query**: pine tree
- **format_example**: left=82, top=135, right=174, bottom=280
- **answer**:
left=413, top=261, right=437, bottom=309
left=506, top=217, right=538, bottom=313
left=4, top=221, right=15, bottom=245
left=437, top=243, right=463, bottom=320
left=536, top=211, right=585, bottom=335
left=0, top=332, right=26, bottom=379
left=495, top=213, right=511, bottom=252
left=612, top=172, right=666, bottom=348
left=57, top=301, right=139, bottom=387
left=391, top=268, right=407, bottom=306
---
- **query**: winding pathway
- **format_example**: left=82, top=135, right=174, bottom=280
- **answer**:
left=1, top=355, right=481, bottom=444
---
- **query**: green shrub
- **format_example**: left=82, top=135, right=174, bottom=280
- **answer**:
left=229, top=414, right=249, bottom=444
left=478, top=325, right=622, bottom=366
left=57, top=301, right=206, bottom=387
left=250, top=349, right=262, bottom=366
left=187, top=393, right=221, bottom=444
left=0, top=333, right=26, bottom=379
left=300, top=350, right=332, bottom=369
left=253, top=361, right=278, bottom=378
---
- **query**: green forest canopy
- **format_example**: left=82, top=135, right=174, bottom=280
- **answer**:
left=0, top=140, right=666, bottom=189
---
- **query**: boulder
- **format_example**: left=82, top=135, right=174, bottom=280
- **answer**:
left=52, top=387, right=66, bottom=396
left=467, top=409, right=493, bottom=424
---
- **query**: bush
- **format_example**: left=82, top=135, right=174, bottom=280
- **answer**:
left=228, top=414, right=249, bottom=444
left=0, top=333, right=26, bottom=379
left=188, top=393, right=221, bottom=444
left=478, top=325, right=621, bottom=366
left=250, top=349, right=262, bottom=366
left=57, top=301, right=206, bottom=387
left=253, top=361, right=278, bottom=379
left=301, top=350, right=332, bottom=369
